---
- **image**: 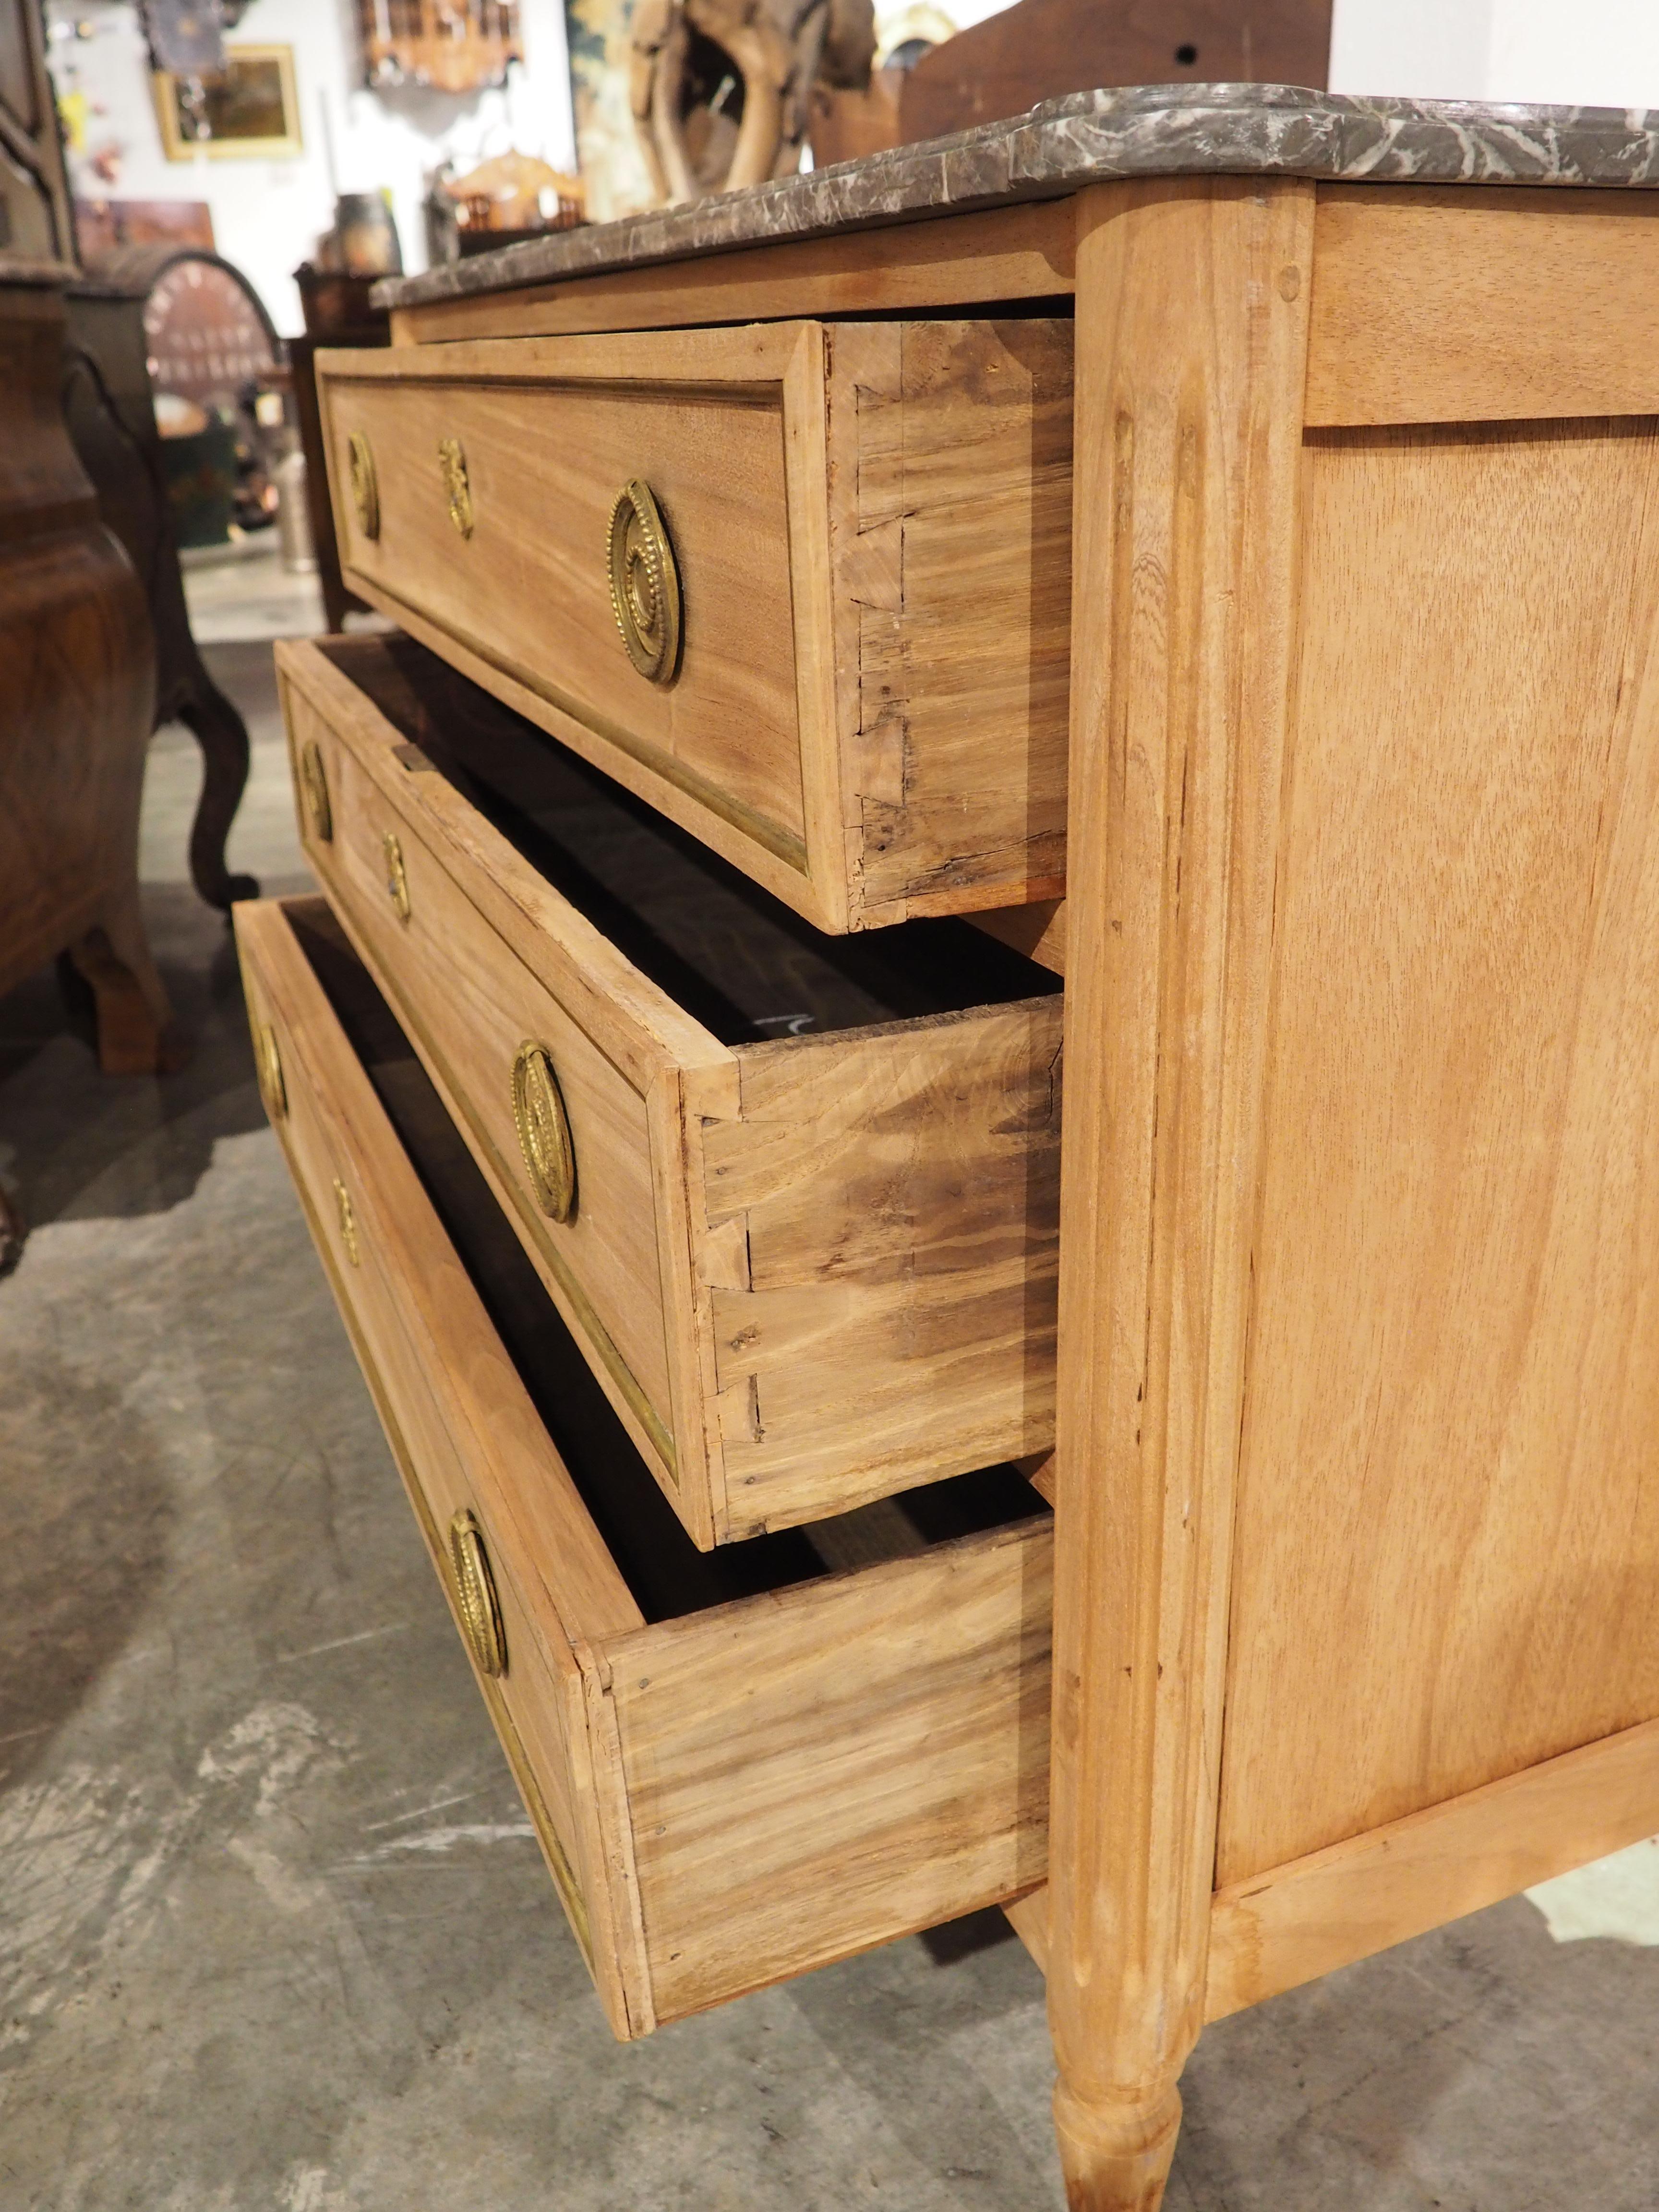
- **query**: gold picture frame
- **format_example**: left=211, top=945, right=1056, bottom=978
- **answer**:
left=154, top=46, right=302, bottom=162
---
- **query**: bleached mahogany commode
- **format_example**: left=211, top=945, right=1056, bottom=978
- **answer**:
left=239, top=82, right=1659, bottom=2210
left=272, top=632, right=1062, bottom=1546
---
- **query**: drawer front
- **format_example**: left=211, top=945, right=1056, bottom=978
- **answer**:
left=235, top=896, right=1053, bottom=2038
left=319, top=328, right=812, bottom=884
left=316, top=318, right=1073, bottom=934
left=285, top=675, right=683, bottom=1483
left=234, top=896, right=637, bottom=2022
left=277, top=632, right=1062, bottom=1551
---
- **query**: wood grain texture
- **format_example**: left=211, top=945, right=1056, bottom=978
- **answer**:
left=1004, top=1705, right=1659, bottom=2012
left=0, top=277, right=172, bottom=1073
left=331, top=583, right=827, bottom=922
left=1207, top=1714, right=1659, bottom=2021
left=606, top=1511, right=1053, bottom=2022
left=970, top=898, right=1067, bottom=974
left=276, top=639, right=733, bottom=1090
left=389, top=199, right=1076, bottom=347
left=233, top=895, right=646, bottom=2032
left=318, top=315, right=1075, bottom=932
left=236, top=894, right=1056, bottom=2040
left=279, top=636, right=1063, bottom=1548
left=779, top=322, right=848, bottom=932
left=1003, top=1882, right=1049, bottom=1969
left=320, top=327, right=810, bottom=867
left=1307, top=185, right=1659, bottom=426
left=703, top=1002, right=1062, bottom=1534
left=1047, top=177, right=1314, bottom=2210
left=826, top=319, right=1073, bottom=925
left=0, top=532, right=141, bottom=993
left=1218, top=414, right=1659, bottom=1883
left=281, top=671, right=688, bottom=1493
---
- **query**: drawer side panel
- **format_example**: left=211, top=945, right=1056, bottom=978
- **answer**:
left=605, top=1516, right=1053, bottom=2023
left=700, top=1000, right=1063, bottom=1533
left=828, top=320, right=1073, bottom=926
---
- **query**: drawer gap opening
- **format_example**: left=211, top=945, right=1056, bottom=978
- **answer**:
left=817, top=294, right=1076, bottom=326
left=317, top=634, right=1062, bottom=1047
left=289, top=902, right=1050, bottom=1626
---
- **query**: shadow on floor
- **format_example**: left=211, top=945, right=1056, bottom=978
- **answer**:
left=0, top=882, right=303, bottom=1231
left=0, top=631, right=310, bottom=1234
left=0, top=1357, right=172, bottom=1797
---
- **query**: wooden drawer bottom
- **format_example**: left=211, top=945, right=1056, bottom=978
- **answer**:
left=234, top=894, right=1053, bottom=2038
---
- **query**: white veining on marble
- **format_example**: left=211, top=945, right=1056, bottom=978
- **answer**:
left=380, top=83, right=1659, bottom=310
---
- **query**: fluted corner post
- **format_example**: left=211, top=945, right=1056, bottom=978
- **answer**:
left=1047, top=175, right=1314, bottom=2210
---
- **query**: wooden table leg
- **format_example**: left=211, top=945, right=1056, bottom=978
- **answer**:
left=69, top=873, right=188, bottom=1075
left=1046, top=177, right=1314, bottom=2210
left=177, top=664, right=260, bottom=912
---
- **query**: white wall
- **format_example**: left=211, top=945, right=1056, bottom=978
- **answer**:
left=47, top=0, right=577, bottom=334
left=1486, top=0, right=1659, bottom=106
left=1328, top=0, right=1496, bottom=101
left=1331, top=0, right=1659, bottom=107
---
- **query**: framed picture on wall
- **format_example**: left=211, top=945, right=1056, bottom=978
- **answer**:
left=153, top=45, right=302, bottom=161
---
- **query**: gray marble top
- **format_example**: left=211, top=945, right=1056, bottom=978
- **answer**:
left=380, top=81, right=1659, bottom=310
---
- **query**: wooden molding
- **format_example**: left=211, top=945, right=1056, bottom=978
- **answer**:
left=1008, top=1710, right=1659, bottom=2006
left=1207, top=1713, right=1659, bottom=2020
left=390, top=199, right=1077, bottom=347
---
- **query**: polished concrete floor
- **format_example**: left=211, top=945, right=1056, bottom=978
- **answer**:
left=3, top=558, right=1659, bottom=2209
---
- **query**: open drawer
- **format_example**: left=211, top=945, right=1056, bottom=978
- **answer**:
left=313, top=317, right=1072, bottom=931
left=234, top=894, right=1052, bottom=2040
left=276, top=632, right=1063, bottom=1548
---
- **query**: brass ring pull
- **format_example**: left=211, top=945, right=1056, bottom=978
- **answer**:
left=382, top=830, right=410, bottom=922
left=348, top=430, right=379, bottom=540
left=255, top=1021, right=286, bottom=1121
left=607, top=479, right=681, bottom=685
left=510, top=1039, right=576, bottom=1222
left=299, top=740, right=332, bottom=842
left=438, top=436, right=473, bottom=538
left=332, top=1177, right=361, bottom=1267
left=448, top=1508, right=506, bottom=1677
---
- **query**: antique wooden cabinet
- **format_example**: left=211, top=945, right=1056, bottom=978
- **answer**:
left=0, top=262, right=177, bottom=1079
left=240, top=84, right=1659, bottom=2210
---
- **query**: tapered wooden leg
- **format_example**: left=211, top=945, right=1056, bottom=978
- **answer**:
left=1053, top=2080, right=1181, bottom=2212
left=1047, top=177, right=1316, bottom=2212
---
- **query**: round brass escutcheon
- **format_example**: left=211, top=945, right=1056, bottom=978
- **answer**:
left=437, top=435, right=473, bottom=538
left=510, top=1039, right=576, bottom=1223
left=382, top=829, right=410, bottom=922
left=299, top=740, right=333, bottom=842
left=332, top=1177, right=361, bottom=1267
left=255, top=1021, right=286, bottom=1121
left=348, top=430, right=379, bottom=540
left=606, top=478, right=681, bottom=685
left=448, top=1507, right=506, bottom=1678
